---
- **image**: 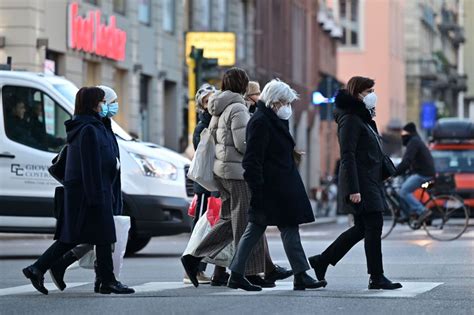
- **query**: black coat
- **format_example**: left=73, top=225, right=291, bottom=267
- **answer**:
left=395, top=134, right=435, bottom=177
left=242, top=101, right=315, bottom=226
left=334, top=90, right=387, bottom=215
left=54, top=114, right=120, bottom=244
left=192, top=111, right=212, bottom=195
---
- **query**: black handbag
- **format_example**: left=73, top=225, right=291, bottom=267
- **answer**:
left=366, top=125, right=396, bottom=180
left=53, top=186, right=64, bottom=219
left=48, top=144, right=68, bottom=184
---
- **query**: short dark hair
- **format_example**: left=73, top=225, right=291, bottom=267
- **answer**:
left=74, top=87, right=105, bottom=116
left=221, top=67, right=249, bottom=95
left=346, top=76, right=375, bottom=97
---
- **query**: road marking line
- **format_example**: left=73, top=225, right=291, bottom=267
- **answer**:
left=0, top=282, right=89, bottom=297
left=132, top=282, right=189, bottom=293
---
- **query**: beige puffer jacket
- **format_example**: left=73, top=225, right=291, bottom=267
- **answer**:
left=208, top=90, right=250, bottom=180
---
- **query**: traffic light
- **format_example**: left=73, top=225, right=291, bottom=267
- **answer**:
left=190, top=46, right=218, bottom=88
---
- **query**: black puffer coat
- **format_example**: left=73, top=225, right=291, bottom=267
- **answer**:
left=243, top=102, right=315, bottom=226
left=192, top=111, right=212, bottom=194
left=334, top=90, right=387, bottom=214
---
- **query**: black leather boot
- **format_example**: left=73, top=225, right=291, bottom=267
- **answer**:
left=308, top=254, right=329, bottom=282
left=49, top=251, right=78, bottom=291
left=99, top=281, right=135, bottom=294
left=293, top=271, right=327, bottom=291
left=247, top=275, right=276, bottom=288
left=369, top=274, right=403, bottom=290
left=181, top=255, right=202, bottom=288
left=94, top=264, right=102, bottom=293
left=227, top=272, right=262, bottom=291
left=23, top=265, right=48, bottom=295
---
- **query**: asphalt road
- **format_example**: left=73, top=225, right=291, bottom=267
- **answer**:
left=1, top=218, right=473, bottom=315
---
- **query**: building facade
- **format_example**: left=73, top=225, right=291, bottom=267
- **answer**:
left=0, top=0, right=185, bottom=151
left=254, top=0, right=341, bottom=192
left=329, top=0, right=406, bottom=132
left=404, top=0, right=466, bottom=130
left=463, top=0, right=474, bottom=120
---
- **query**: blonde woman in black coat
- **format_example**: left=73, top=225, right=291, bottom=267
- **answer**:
left=227, top=79, right=326, bottom=291
left=308, top=76, right=402, bottom=290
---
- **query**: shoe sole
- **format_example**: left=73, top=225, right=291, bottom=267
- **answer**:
left=368, top=284, right=403, bottom=290
left=180, top=257, right=199, bottom=288
left=48, top=270, right=66, bottom=291
left=227, top=282, right=262, bottom=291
left=293, top=281, right=328, bottom=291
left=99, top=289, right=135, bottom=294
left=22, top=268, right=48, bottom=295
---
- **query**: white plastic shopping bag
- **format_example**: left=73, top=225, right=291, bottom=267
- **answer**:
left=187, top=128, right=220, bottom=192
left=183, top=214, right=234, bottom=268
left=77, top=215, right=131, bottom=279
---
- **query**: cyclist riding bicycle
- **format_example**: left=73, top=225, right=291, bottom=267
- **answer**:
left=394, top=122, right=436, bottom=227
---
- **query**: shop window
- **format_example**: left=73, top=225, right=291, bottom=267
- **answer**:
left=138, top=0, right=151, bottom=25
left=2, top=85, right=69, bottom=152
left=338, top=0, right=360, bottom=47
left=113, top=0, right=126, bottom=15
left=163, top=0, right=175, bottom=33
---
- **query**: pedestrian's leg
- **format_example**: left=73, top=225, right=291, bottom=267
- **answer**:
left=229, top=222, right=267, bottom=275
left=320, top=215, right=365, bottom=266
left=33, top=241, right=77, bottom=273
left=363, top=212, right=384, bottom=276
left=95, top=244, right=116, bottom=284
left=71, top=244, right=94, bottom=259
left=195, top=193, right=209, bottom=273
left=278, top=226, right=310, bottom=274
left=399, top=175, right=427, bottom=215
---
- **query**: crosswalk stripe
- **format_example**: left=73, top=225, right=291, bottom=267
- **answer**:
left=0, top=282, right=89, bottom=297
left=0, top=281, right=443, bottom=298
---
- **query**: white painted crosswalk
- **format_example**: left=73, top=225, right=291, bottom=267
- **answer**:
left=0, top=281, right=443, bottom=298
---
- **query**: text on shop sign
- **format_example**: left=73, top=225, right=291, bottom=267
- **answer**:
left=68, top=2, right=127, bottom=61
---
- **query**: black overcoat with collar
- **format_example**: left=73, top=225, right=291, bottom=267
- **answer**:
left=242, top=101, right=315, bottom=226
left=334, top=89, right=387, bottom=215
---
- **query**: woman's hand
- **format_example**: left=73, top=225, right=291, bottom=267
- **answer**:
left=349, top=193, right=361, bottom=204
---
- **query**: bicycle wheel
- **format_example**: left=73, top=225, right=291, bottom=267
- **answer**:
left=382, top=202, right=397, bottom=239
left=423, top=194, right=470, bottom=241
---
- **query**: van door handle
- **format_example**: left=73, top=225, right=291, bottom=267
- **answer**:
left=0, top=152, right=15, bottom=159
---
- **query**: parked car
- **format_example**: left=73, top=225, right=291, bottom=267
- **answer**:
left=0, top=70, right=193, bottom=254
left=430, top=118, right=474, bottom=212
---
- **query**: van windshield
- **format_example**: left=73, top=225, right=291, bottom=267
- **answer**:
left=53, top=83, right=133, bottom=141
left=432, top=150, right=474, bottom=173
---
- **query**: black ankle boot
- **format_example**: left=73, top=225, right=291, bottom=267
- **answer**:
left=369, top=274, right=403, bottom=290
left=227, top=272, right=262, bottom=291
left=293, top=271, right=327, bottom=291
left=23, top=265, right=48, bottom=295
left=94, top=265, right=102, bottom=293
left=49, top=251, right=78, bottom=291
left=308, top=254, right=329, bottom=282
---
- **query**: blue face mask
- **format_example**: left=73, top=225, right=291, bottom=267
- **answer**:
left=99, top=103, right=108, bottom=118
left=107, top=102, right=119, bottom=117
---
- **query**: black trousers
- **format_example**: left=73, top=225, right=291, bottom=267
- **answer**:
left=230, top=222, right=310, bottom=275
left=320, top=211, right=384, bottom=275
left=32, top=240, right=116, bottom=283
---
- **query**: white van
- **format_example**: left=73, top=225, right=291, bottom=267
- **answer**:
left=0, top=70, right=193, bottom=254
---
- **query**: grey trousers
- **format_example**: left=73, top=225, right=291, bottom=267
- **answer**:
left=230, top=222, right=310, bottom=275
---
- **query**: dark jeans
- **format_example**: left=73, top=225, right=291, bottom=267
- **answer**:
left=33, top=241, right=116, bottom=283
left=230, top=222, right=310, bottom=275
left=193, top=193, right=210, bottom=273
left=320, top=211, right=384, bottom=275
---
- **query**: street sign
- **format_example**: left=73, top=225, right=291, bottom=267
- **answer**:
left=185, top=32, right=236, bottom=66
left=421, top=102, right=437, bottom=129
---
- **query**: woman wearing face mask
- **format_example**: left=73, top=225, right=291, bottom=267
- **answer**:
left=308, top=76, right=402, bottom=290
left=48, top=85, right=124, bottom=293
left=244, top=81, right=261, bottom=114
left=22, top=87, right=134, bottom=295
left=227, top=79, right=325, bottom=291
left=182, top=68, right=291, bottom=289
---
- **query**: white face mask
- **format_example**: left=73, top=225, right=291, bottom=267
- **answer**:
left=276, top=105, right=292, bottom=120
left=362, top=92, right=377, bottom=117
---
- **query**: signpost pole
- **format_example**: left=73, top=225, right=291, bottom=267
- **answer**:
left=187, top=53, right=197, bottom=143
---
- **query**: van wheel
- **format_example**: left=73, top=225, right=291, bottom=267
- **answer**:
left=125, top=234, right=151, bottom=256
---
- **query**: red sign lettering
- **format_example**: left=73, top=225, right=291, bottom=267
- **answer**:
left=68, top=2, right=127, bottom=61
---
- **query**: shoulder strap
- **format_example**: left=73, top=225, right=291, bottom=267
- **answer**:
left=366, top=124, right=385, bottom=154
